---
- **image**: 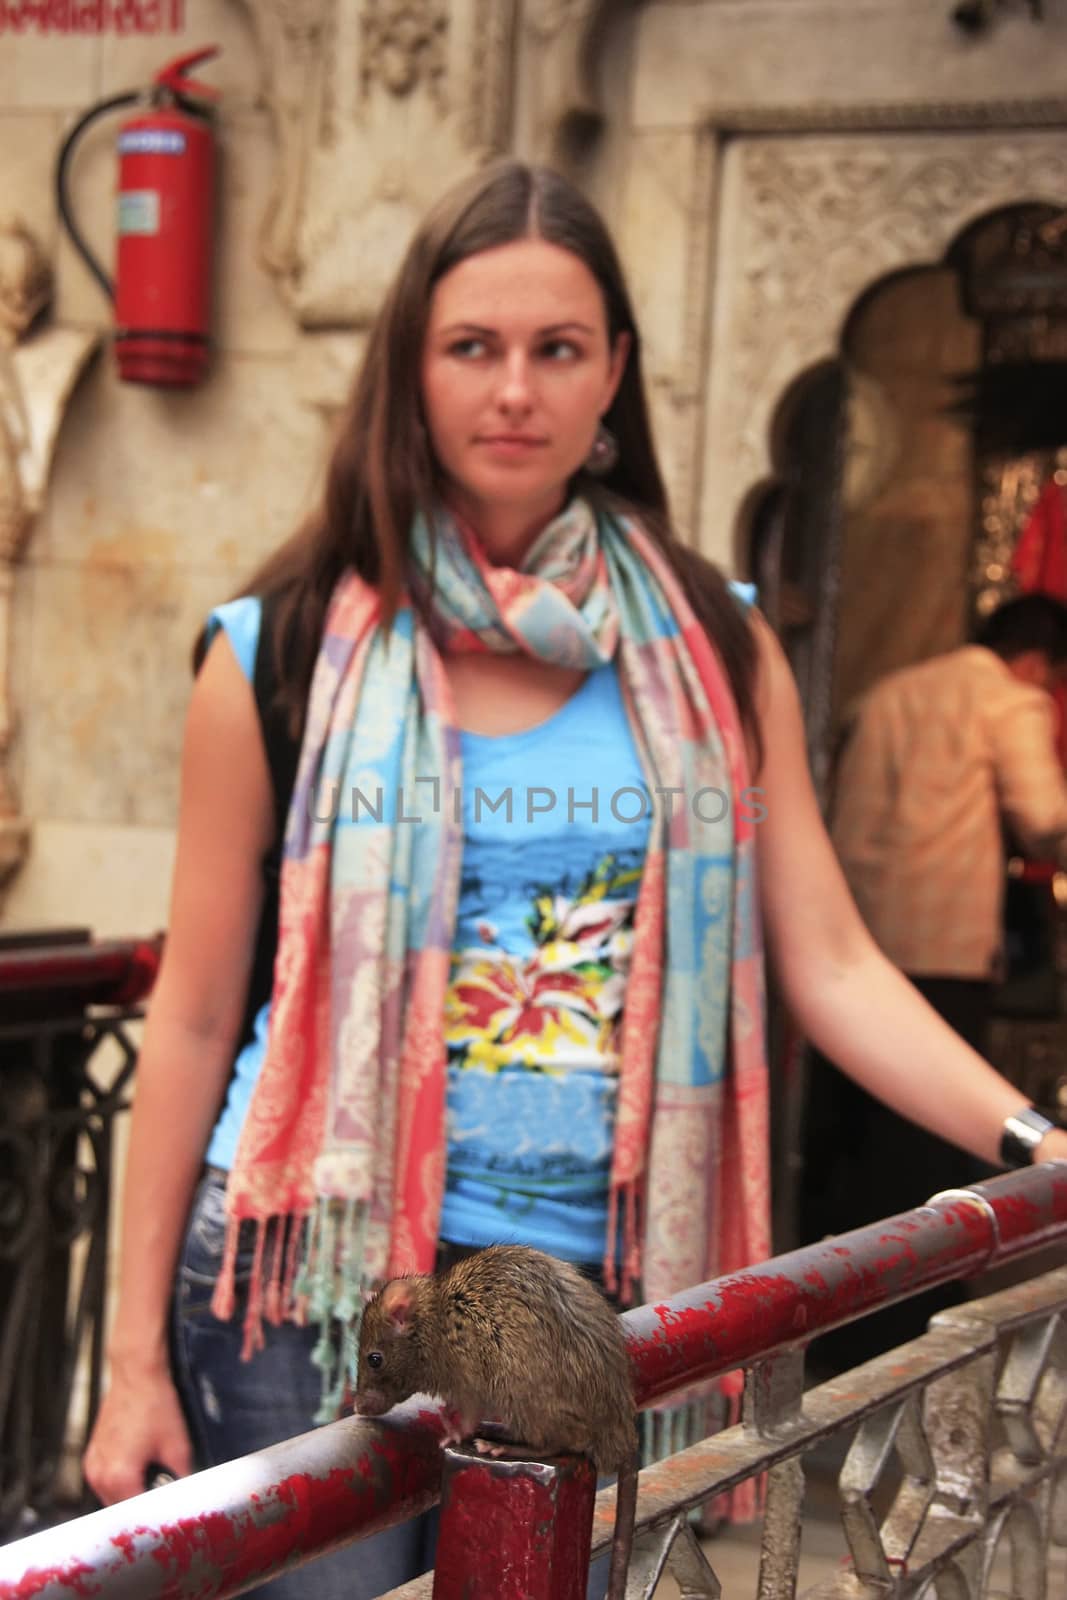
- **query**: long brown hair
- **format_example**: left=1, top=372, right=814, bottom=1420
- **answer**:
left=224, top=160, right=758, bottom=753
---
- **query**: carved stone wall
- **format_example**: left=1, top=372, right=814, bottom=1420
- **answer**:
left=236, top=0, right=516, bottom=331
left=6, top=0, right=1067, bottom=937
left=221, top=0, right=624, bottom=415
left=0, top=0, right=626, bottom=928
left=699, top=133, right=1067, bottom=564
left=233, top=0, right=621, bottom=343
left=612, top=0, right=1067, bottom=562
left=0, top=5, right=303, bottom=934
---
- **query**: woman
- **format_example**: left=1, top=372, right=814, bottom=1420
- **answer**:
left=84, top=160, right=1067, bottom=1596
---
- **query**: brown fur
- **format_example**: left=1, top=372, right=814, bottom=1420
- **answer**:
left=355, top=1244, right=638, bottom=1598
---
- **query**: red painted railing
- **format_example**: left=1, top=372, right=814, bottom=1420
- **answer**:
left=3, top=1163, right=1067, bottom=1600
left=0, top=929, right=163, bottom=1021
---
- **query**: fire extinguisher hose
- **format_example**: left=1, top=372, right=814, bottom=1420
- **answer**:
left=55, top=93, right=142, bottom=303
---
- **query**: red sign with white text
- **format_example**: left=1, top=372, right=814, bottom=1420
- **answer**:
left=0, top=2, right=183, bottom=31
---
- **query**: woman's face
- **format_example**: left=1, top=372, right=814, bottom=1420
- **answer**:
left=421, top=237, right=630, bottom=558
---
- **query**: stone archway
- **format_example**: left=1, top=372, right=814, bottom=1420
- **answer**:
left=699, top=130, right=1067, bottom=562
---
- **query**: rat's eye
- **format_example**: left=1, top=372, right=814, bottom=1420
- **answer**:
left=367, top=1351, right=384, bottom=1370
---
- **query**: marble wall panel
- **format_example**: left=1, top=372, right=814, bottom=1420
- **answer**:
left=615, top=125, right=712, bottom=541
left=619, top=130, right=698, bottom=390
left=697, top=131, right=1067, bottom=565
left=633, top=0, right=1067, bottom=128
left=215, top=111, right=299, bottom=358
left=33, top=351, right=327, bottom=571
left=0, top=29, right=99, bottom=111
left=2, top=818, right=174, bottom=934
left=9, top=559, right=34, bottom=822
left=19, top=558, right=240, bottom=829
left=0, top=110, right=66, bottom=259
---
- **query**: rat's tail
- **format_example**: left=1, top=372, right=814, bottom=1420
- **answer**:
left=607, top=1451, right=639, bottom=1600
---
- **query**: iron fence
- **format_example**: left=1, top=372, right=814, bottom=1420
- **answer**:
left=0, top=930, right=161, bottom=1540
left=2, top=1163, right=1066, bottom=1598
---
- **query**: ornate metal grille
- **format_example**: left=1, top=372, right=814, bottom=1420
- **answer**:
left=0, top=931, right=160, bottom=1540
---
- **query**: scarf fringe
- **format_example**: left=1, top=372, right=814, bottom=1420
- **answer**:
left=622, top=1183, right=641, bottom=1304
left=240, top=1221, right=269, bottom=1361
left=304, top=1196, right=370, bottom=1423
left=208, top=1196, right=371, bottom=1420
left=210, top=1216, right=240, bottom=1325
left=264, top=1218, right=285, bottom=1325
left=603, top=1180, right=643, bottom=1304
left=282, top=1210, right=304, bottom=1319
left=603, top=1185, right=619, bottom=1296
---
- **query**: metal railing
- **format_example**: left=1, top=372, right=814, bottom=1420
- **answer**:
left=0, top=931, right=161, bottom=1541
left=2, top=1163, right=1067, bottom=1599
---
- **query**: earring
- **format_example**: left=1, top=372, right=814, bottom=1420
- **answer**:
left=585, top=421, right=618, bottom=476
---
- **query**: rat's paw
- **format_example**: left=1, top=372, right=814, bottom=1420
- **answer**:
left=472, top=1436, right=535, bottom=1461
left=440, top=1406, right=478, bottom=1449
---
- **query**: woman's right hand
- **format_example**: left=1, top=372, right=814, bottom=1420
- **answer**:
left=83, top=1359, right=194, bottom=1505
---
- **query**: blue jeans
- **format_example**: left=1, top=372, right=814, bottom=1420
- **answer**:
left=171, top=1171, right=435, bottom=1600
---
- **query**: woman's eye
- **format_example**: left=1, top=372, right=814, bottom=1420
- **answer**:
left=368, top=1350, right=384, bottom=1370
left=543, top=339, right=580, bottom=361
left=449, top=337, right=487, bottom=359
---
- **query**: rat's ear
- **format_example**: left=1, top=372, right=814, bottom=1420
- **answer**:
left=379, top=1280, right=417, bottom=1334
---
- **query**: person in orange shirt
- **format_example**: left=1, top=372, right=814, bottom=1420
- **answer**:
left=805, top=593, right=1067, bottom=1362
left=832, top=594, right=1067, bottom=1049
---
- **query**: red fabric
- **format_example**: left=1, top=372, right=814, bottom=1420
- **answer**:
left=1013, top=479, right=1067, bottom=596
left=1011, top=479, right=1067, bottom=767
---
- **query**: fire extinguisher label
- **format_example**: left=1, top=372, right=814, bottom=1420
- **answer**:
left=118, top=190, right=161, bottom=236
left=118, top=130, right=187, bottom=156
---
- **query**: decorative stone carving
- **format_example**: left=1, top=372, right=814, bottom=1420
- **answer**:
left=0, top=220, right=50, bottom=349
left=644, top=127, right=717, bottom=546
left=234, top=0, right=518, bottom=336
left=520, top=0, right=616, bottom=163
left=699, top=133, right=1067, bottom=557
left=361, top=0, right=449, bottom=102
left=0, top=217, right=99, bottom=894
left=230, top=0, right=621, bottom=363
left=526, top=0, right=591, bottom=40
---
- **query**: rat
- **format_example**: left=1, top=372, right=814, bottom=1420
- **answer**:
left=354, top=1244, right=639, bottom=1600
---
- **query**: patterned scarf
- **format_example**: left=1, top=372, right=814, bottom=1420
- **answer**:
left=212, top=498, right=770, bottom=1417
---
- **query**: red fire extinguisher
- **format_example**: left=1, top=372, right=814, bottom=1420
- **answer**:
left=56, top=48, right=219, bottom=388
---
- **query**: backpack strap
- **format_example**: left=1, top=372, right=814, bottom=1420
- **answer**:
left=232, top=590, right=301, bottom=1055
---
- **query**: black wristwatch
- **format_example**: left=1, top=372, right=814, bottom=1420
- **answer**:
left=999, top=1105, right=1057, bottom=1169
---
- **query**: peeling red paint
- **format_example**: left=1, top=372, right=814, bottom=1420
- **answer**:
left=107, top=1533, right=137, bottom=1567
left=623, top=1172, right=1067, bottom=1407
left=5, top=1560, right=102, bottom=1599
left=4, top=1170, right=1067, bottom=1600
left=434, top=1450, right=596, bottom=1600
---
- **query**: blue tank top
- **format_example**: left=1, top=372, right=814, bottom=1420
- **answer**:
left=200, top=580, right=755, bottom=1259
left=439, top=666, right=651, bottom=1263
